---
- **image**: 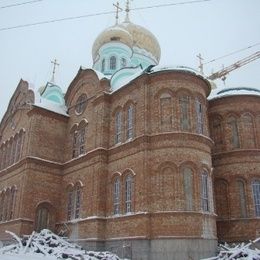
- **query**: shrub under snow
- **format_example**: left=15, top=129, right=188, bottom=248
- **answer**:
left=202, top=237, right=260, bottom=260
left=0, top=229, right=121, bottom=260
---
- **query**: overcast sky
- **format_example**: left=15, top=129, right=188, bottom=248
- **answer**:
left=0, top=0, right=260, bottom=120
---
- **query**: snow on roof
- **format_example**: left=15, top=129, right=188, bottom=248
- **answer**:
left=111, top=66, right=143, bottom=92
left=149, top=64, right=205, bottom=78
left=208, top=86, right=260, bottom=100
left=34, top=98, right=68, bottom=117
left=92, top=69, right=111, bottom=80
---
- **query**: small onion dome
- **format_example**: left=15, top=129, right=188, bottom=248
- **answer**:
left=121, top=22, right=161, bottom=62
left=92, top=25, right=133, bottom=62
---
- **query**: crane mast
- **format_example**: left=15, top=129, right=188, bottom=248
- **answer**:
left=207, top=51, right=260, bottom=81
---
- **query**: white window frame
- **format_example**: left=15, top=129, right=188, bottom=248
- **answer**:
left=125, top=175, right=133, bottom=213
left=113, top=178, right=120, bottom=215
left=252, top=180, right=260, bottom=217
left=201, top=172, right=209, bottom=212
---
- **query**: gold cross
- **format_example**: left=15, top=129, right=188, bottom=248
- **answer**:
left=125, top=0, right=133, bottom=22
left=51, top=59, right=59, bottom=83
left=113, top=2, right=123, bottom=24
left=197, top=53, right=204, bottom=74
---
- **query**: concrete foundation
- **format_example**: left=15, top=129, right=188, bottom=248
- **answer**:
left=78, top=238, right=218, bottom=260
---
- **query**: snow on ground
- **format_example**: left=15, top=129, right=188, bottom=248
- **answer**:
left=0, top=229, right=121, bottom=260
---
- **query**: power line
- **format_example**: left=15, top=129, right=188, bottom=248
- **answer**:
left=203, top=42, right=260, bottom=65
left=132, top=0, right=211, bottom=11
left=0, top=0, right=43, bottom=9
left=0, top=0, right=213, bottom=31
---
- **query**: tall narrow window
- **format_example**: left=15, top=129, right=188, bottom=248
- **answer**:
left=9, top=187, right=16, bottom=220
left=241, top=114, right=255, bottom=148
left=113, top=177, right=120, bottom=215
left=75, top=185, right=81, bottom=219
left=78, top=128, right=85, bottom=155
left=183, top=167, right=193, bottom=211
left=67, top=189, right=74, bottom=221
left=121, top=58, right=127, bottom=68
left=125, top=175, right=133, bottom=213
left=110, top=56, right=117, bottom=70
left=115, top=111, right=122, bottom=144
left=179, top=95, right=190, bottom=131
left=237, top=180, right=247, bottom=218
left=126, top=105, right=134, bottom=139
left=72, top=131, right=78, bottom=158
left=101, top=59, right=105, bottom=72
left=252, top=180, right=260, bottom=217
left=15, top=134, right=22, bottom=163
left=201, top=172, right=209, bottom=212
left=212, top=116, right=223, bottom=152
left=195, top=98, right=203, bottom=134
left=10, top=139, right=15, bottom=165
left=0, top=193, right=4, bottom=221
left=160, top=94, right=172, bottom=131
left=227, top=116, right=240, bottom=149
left=215, top=180, right=229, bottom=219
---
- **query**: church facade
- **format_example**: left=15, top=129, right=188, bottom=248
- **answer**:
left=0, top=8, right=260, bottom=260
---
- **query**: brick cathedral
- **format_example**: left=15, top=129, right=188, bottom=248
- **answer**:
left=0, top=4, right=260, bottom=260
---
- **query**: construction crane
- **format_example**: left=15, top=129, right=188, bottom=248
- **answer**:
left=207, top=51, right=260, bottom=81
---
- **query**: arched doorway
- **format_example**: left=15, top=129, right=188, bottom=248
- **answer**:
left=35, top=202, right=55, bottom=232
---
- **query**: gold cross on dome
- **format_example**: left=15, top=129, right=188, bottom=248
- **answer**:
left=51, top=59, right=59, bottom=83
left=125, top=0, right=133, bottom=22
left=113, top=2, right=123, bottom=24
left=197, top=53, right=204, bottom=74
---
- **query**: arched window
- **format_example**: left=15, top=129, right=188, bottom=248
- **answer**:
left=113, top=177, right=120, bottom=215
left=195, top=98, right=203, bottom=134
left=67, top=182, right=82, bottom=221
left=115, top=111, right=122, bottom=144
left=10, top=138, right=15, bottom=165
left=252, top=180, right=260, bottom=217
left=201, top=171, right=209, bottom=212
left=101, top=59, right=106, bottom=72
left=75, top=184, right=81, bottom=219
left=241, top=113, right=255, bottom=148
left=110, top=56, right=117, bottom=70
left=67, top=187, right=74, bottom=221
left=215, top=179, right=229, bottom=219
left=160, top=93, right=172, bottom=131
left=237, top=180, right=247, bottom=218
left=36, top=206, right=50, bottom=232
left=121, top=57, right=127, bottom=68
left=15, top=134, right=22, bottom=162
left=0, top=192, right=4, bottom=221
left=227, top=116, right=240, bottom=149
left=125, top=175, right=133, bottom=213
left=126, top=105, right=134, bottom=140
left=78, top=127, right=86, bottom=155
left=183, top=167, right=193, bottom=211
left=211, top=116, right=223, bottom=152
left=179, top=95, right=190, bottom=131
left=9, top=187, right=17, bottom=220
left=71, top=123, right=86, bottom=158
